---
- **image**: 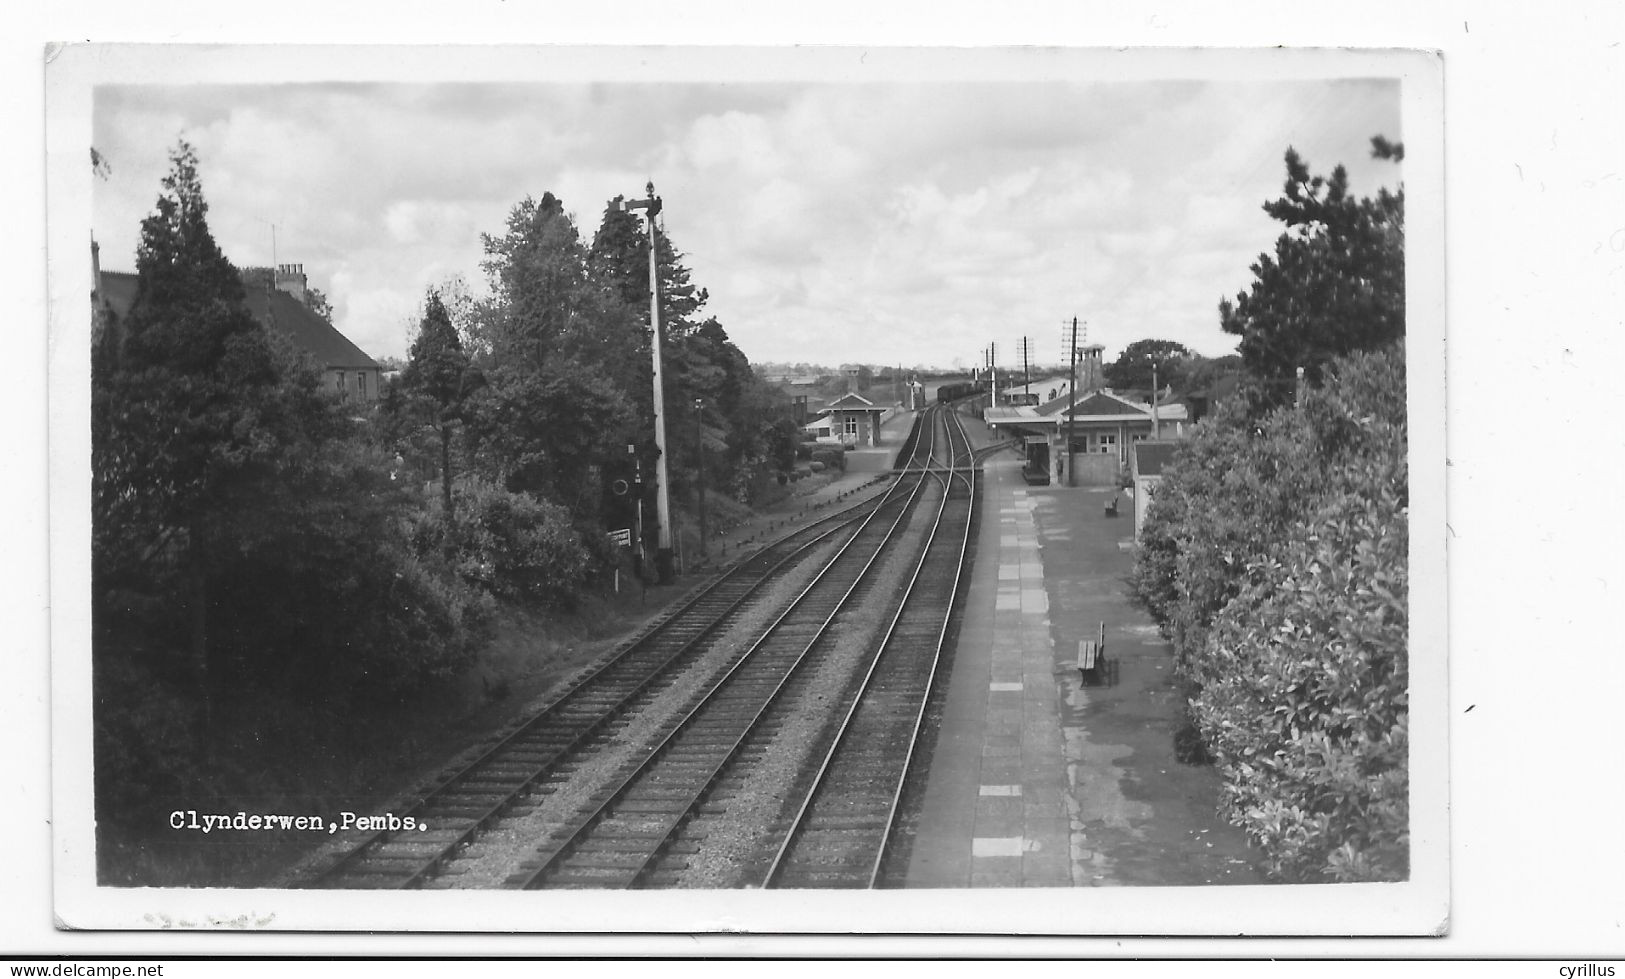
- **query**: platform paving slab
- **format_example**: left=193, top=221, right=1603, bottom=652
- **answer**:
left=906, top=449, right=1264, bottom=889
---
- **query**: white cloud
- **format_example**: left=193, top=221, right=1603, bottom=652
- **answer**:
left=91, top=75, right=1401, bottom=367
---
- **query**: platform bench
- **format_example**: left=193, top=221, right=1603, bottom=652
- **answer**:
left=1078, top=621, right=1106, bottom=685
left=1104, top=497, right=1119, bottom=517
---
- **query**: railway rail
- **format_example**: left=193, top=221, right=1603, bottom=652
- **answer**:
left=759, top=404, right=978, bottom=887
left=300, top=404, right=982, bottom=889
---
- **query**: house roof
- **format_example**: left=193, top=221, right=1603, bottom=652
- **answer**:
left=1064, top=390, right=1189, bottom=423
left=97, top=269, right=140, bottom=321
left=98, top=270, right=380, bottom=371
left=245, top=284, right=380, bottom=370
left=1067, top=390, right=1145, bottom=416
left=1133, top=440, right=1180, bottom=477
left=824, top=392, right=878, bottom=411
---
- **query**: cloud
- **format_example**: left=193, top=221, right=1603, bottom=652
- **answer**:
left=90, top=74, right=1402, bottom=368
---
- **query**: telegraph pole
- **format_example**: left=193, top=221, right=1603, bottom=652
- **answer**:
left=1022, top=336, right=1032, bottom=397
left=623, top=183, right=674, bottom=583
left=1066, top=317, right=1081, bottom=487
left=990, top=341, right=998, bottom=406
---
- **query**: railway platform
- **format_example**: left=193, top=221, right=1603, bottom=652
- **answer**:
left=905, top=449, right=1262, bottom=888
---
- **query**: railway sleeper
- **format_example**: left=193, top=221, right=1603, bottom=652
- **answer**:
left=577, top=838, right=700, bottom=855
left=558, top=853, right=654, bottom=871
left=610, top=799, right=690, bottom=815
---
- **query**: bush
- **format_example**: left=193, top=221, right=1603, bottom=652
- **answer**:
left=1129, top=345, right=1408, bottom=882
left=811, top=448, right=845, bottom=472
left=415, top=481, right=595, bottom=610
left=1193, top=488, right=1408, bottom=881
left=808, top=461, right=825, bottom=474
left=213, top=528, right=494, bottom=706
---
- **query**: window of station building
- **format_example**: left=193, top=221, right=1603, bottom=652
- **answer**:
left=1098, top=433, right=1117, bottom=454
left=357, top=372, right=367, bottom=398
left=844, top=416, right=859, bottom=436
left=337, top=370, right=347, bottom=398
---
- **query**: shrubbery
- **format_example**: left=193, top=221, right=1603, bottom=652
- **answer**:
left=1131, top=345, right=1408, bottom=882
left=414, top=480, right=595, bottom=609
left=811, top=448, right=845, bottom=472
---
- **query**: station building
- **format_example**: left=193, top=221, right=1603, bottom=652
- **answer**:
left=984, top=345, right=1189, bottom=486
left=804, top=391, right=887, bottom=447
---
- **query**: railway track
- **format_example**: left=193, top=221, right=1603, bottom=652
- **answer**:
left=302, top=467, right=907, bottom=888
left=759, top=406, right=979, bottom=887
left=300, top=404, right=982, bottom=889
left=501, top=419, right=950, bottom=889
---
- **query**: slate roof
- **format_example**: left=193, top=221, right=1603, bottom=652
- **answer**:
left=97, top=270, right=380, bottom=371
left=821, top=392, right=881, bottom=413
left=1062, top=390, right=1189, bottom=423
left=244, top=285, right=379, bottom=370
left=1068, top=391, right=1145, bottom=416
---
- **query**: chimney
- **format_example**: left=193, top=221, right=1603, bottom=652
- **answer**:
left=274, top=263, right=307, bottom=304
left=1080, top=344, right=1105, bottom=393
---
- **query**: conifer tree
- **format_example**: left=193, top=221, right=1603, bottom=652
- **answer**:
left=402, top=289, right=479, bottom=515
left=1219, top=139, right=1404, bottom=408
left=92, top=140, right=331, bottom=737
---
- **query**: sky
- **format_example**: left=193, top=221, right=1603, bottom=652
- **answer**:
left=90, top=64, right=1403, bottom=372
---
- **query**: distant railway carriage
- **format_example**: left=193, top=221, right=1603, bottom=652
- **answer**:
left=935, top=379, right=987, bottom=404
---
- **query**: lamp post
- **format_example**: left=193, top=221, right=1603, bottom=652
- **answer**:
left=694, top=397, right=707, bottom=557
left=1151, top=359, right=1160, bottom=439
left=1066, top=317, right=1081, bottom=487
left=622, top=183, right=674, bottom=583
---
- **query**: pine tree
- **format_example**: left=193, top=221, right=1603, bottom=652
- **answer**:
left=587, top=194, right=709, bottom=339
left=402, top=289, right=479, bottom=515
left=1219, top=139, right=1404, bottom=408
left=92, top=140, right=333, bottom=741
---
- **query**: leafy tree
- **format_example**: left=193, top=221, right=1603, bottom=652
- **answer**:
left=1219, top=140, right=1404, bottom=408
left=467, top=193, right=641, bottom=520
left=400, top=289, right=481, bottom=515
left=1103, top=339, right=1191, bottom=392
left=478, top=193, right=592, bottom=369
left=1179, top=353, right=1244, bottom=393
left=468, top=358, right=633, bottom=515
left=302, top=286, right=334, bottom=324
